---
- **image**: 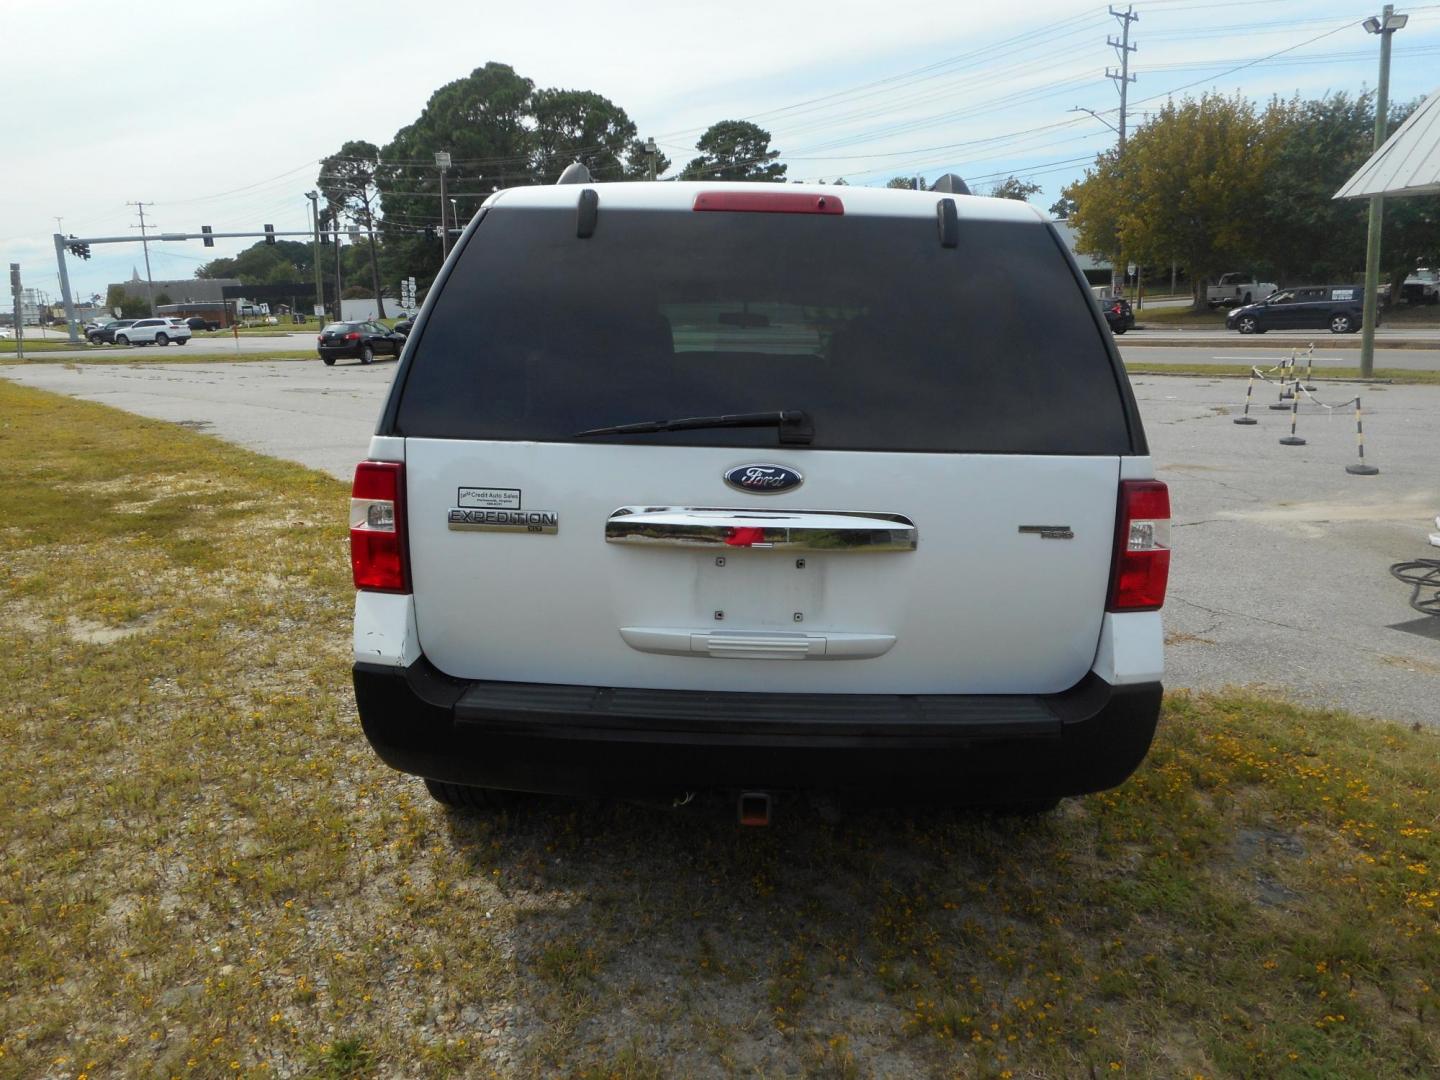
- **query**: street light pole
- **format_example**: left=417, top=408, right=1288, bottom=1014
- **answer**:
left=1359, top=5, right=1407, bottom=379
left=435, top=151, right=451, bottom=260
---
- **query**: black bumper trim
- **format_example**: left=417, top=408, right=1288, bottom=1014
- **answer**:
left=354, top=658, right=1161, bottom=800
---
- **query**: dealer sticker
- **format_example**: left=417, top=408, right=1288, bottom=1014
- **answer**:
left=457, top=487, right=521, bottom=510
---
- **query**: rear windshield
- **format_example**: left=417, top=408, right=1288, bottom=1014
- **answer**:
left=394, top=206, right=1133, bottom=454
left=322, top=323, right=356, bottom=333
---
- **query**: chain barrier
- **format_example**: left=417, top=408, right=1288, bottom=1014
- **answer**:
left=1232, top=358, right=1378, bottom=475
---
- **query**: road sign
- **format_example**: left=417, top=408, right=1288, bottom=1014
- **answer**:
left=1127, top=262, right=1137, bottom=276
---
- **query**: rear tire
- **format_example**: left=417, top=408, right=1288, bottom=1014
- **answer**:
left=175, top=338, right=188, bottom=345
left=322, top=355, right=335, bottom=366
left=423, top=778, right=521, bottom=811
left=156, top=333, right=168, bottom=346
left=361, top=345, right=374, bottom=365
left=1330, top=313, right=1354, bottom=334
left=1112, top=325, right=1127, bottom=335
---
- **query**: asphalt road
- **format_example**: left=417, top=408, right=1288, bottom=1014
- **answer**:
left=3, top=359, right=1437, bottom=726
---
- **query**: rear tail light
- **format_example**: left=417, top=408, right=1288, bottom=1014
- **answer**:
left=350, top=461, right=409, bottom=592
left=345, top=332, right=361, bottom=341
left=317, top=334, right=324, bottom=342
left=1107, top=480, right=1170, bottom=611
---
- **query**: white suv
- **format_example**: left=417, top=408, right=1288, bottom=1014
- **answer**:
left=349, top=179, right=1168, bottom=815
left=114, top=318, right=191, bottom=346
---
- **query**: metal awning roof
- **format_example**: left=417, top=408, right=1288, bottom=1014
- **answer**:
left=1335, top=84, right=1440, bottom=198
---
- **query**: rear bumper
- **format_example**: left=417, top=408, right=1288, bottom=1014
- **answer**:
left=353, top=659, right=1162, bottom=801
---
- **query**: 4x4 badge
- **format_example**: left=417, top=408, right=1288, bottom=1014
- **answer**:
left=724, top=463, right=803, bottom=495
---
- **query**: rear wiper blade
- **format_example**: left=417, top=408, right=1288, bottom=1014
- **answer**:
left=573, top=409, right=813, bottom=444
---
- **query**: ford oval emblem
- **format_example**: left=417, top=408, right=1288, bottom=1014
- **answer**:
left=724, top=463, right=803, bottom=495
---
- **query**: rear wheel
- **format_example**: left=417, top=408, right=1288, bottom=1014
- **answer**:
left=1112, top=325, right=1127, bottom=335
left=174, top=338, right=188, bottom=345
left=360, top=345, right=374, bottom=365
left=1237, top=315, right=1259, bottom=335
left=1330, top=313, right=1354, bottom=334
left=423, top=778, right=522, bottom=811
left=322, top=355, right=335, bottom=366
left=156, top=333, right=168, bottom=346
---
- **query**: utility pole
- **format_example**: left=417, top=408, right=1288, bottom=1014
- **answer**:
left=127, top=201, right=157, bottom=315
left=435, top=151, right=451, bottom=259
left=1103, top=6, right=1138, bottom=296
left=1106, top=5, right=1138, bottom=149
left=1359, top=5, right=1407, bottom=379
left=9, top=264, right=23, bottom=360
left=306, top=191, right=323, bottom=323
left=644, top=137, right=659, bottom=181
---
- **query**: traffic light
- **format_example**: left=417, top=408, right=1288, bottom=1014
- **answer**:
left=79, top=242, right=90, bottom=260
left=66, top=235, right=91, bottom=260
left=424, top=225, right=437, bottom=241
left=264, top=224, right=276, bottom=245
left=318, top=214, right=330, bottom=244
left=201, top=225, right=213, bottom=248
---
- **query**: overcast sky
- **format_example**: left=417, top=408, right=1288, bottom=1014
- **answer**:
left=6, top=0, right=1439, bottom=303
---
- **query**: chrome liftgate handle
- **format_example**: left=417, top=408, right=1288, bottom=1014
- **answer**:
left=603, top=507, right=917, bottom=553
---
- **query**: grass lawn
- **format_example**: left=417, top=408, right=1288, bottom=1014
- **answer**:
left=1, top=380, right=1437, bottom=1078
left=1124, top=361, right=1440, bottom=386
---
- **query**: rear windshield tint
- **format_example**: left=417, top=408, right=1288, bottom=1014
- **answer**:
left=395, top=206, right=1131, bottom=454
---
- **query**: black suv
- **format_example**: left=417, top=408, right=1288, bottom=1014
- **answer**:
left=1227, top=285, right=1368, bottom=335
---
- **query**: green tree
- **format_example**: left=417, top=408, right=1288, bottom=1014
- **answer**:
left=988, top=176, right=1042, bottom=201
left=196, top=257, right=237, bottom=279
left=1048, top=194, right=1077, bottom=218
left=153, top=291, right=172, bottom=307
left=105, top=283, right=149, bottom=318
left=529, top=88, right=637, bottom=182
left=622, top=137, right=671, bottom=180
left=683, top=121, right=786, bottom=182
left=886, top=176, right=924, bottom=190
left=320, top=140, right=388, bottom=318
left=1067, top=94, right=1277, bottom=309
left=378, top=62, right=536, bottom=289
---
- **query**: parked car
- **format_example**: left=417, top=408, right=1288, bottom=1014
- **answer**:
left=393, top=314, right=416, bottom=337
left=114, top=318, right=192, bottom=346
left=1100, top=294, right=1134, bottom=334
left=1402, top=268, right=1439, bottom=306
left=1226, top=285, right=1368, bottom=335
left=317, top=321, right=405, bottom=365
left=0, top=326, right=12, bottom=339
left=185, top=317, right=222, bottom=332
left=88, top=319, right=136, bottom=344
left=1206, top=273, right=1278, bottom=309
left=349, top=180, right=1168, bottom=816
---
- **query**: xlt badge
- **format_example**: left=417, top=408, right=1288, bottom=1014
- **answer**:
left=723, top=463, right=803, bottom=495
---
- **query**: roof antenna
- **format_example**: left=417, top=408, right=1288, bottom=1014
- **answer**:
left=557, top=162, right=592, bottom=185
left=930, top=173, right=972, bottom=195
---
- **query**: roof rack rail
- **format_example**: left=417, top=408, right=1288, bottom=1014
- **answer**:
left=557, top=162, right=592, bottom=185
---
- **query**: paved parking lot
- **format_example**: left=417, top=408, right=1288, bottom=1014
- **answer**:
left=4, top=359, right=1437, bottom=725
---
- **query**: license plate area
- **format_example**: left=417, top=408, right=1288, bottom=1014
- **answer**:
left=698, top=552, right=823, bottom=626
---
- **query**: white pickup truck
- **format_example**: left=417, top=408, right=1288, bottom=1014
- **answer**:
left=1207, top=273, right=1277, bottom=309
